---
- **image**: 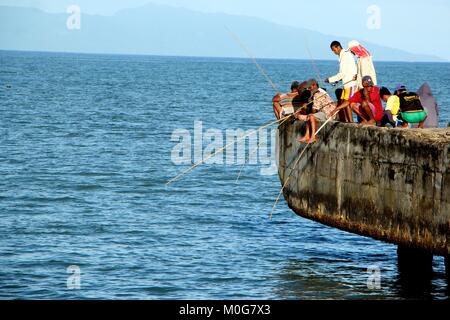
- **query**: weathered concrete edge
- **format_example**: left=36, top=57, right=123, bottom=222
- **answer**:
left=277, top=119, right=450, bottom=256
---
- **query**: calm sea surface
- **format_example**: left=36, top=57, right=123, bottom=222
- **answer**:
left=0, top=51, right=449, bottom=300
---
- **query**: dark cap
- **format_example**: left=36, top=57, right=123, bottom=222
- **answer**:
left=395, top=85, right=407, bottom=93
left=291, top=80, right=300, bottom=90
left=362, top=75, right=374, bottom=86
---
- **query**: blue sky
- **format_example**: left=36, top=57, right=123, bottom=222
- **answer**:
left=1, top=0, right=450, bottom=60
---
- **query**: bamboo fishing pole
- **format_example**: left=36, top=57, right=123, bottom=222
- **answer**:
left=235, top=114, right=292, bottom=183
left=269, top=142, right=309, bottom=220
left=166, top=27, right=293, bottom=186
left=267, top=60, right=356, bottom=218
left=303, top=35, right=324, bottom=86
left=236, top=79, right=356, bottom=185
left=229, top=26, right=336, bottom=184
left=167, top=28, right=354, bottom=188
left=268, top=113, right=337, bottom=219
left=166, top=115, right=292, bottom=186
left=166, top=27, right=289, bottom=186
left=225, top=27, right=280, bottom=93
left=234, top=50, right=353, bottom=184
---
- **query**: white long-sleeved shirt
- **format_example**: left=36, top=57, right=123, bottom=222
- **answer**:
left=328, top=49, right=357, bottom=89
left=355, top=55, right=377, bottom=89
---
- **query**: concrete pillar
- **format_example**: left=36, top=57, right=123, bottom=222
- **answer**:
left=397, top=245, right=433, bottom=275
left=445, top=255, right=450, bottom=280
left=396, top=245, right=433, bottom=298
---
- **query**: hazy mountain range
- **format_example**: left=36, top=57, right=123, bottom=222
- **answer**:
left=0, top=4, right=445, bottom=62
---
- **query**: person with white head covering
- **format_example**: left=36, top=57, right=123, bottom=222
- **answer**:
left=348, top=40, right=377, bottom=90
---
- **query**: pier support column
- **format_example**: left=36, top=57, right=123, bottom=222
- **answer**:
left=445, top=256, right=450, bottom=280
left=397, top=245, right=433, bottom=274
left=396, top=246, right=433, bottom=298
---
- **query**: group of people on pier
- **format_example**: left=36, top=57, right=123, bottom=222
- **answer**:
left=272, top=40, right=439, bottom=144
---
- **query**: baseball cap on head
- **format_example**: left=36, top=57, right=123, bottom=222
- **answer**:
left=362, top=75, right=374, bottom=86
left=395, top=85, right=407, bottom=92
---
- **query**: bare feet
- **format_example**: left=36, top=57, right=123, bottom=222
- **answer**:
left=297, top=136, right=309, bottom=143
left=306, top=137, right=317, bottom=144
left=358, top=120, right=368, bottom=127
left=359, top=120, right=376, bottom=127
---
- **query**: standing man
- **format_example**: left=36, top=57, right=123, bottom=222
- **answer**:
left=325, top=41, right=358, bottom=122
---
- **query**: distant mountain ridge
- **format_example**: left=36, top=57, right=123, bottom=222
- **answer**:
left=0, top=4, right=445, bottom=62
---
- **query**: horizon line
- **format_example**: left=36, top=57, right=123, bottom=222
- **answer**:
left=1, top=4, right=448, bottom=63
left=2, top=49, right=449, bottom=64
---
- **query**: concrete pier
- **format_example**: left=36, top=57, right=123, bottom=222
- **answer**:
left=277, top=120, right=450, bottom=261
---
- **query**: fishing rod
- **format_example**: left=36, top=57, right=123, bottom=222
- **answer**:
left=235, top=115, right=292, bottom=184
left=166, top=28, right=293, bottom=187
left=165, top=115, right=292, bottom=186
left=230, top=28, right=352, bottom=185
left=269, top=113, right=337, bottom=219
left=303, top=34, right=325, bottom=86
left=228, top=26, right=291, bottom=183
left=236, top=79, right=356, bottom=185
left=234, top=59, right=355, bottom=185
left=268, top=78, right=358, bottom=218
left=167, top=29, right=355, bottom=187
left=290, top=78, right=355, bottom=117
left=225, top=26, right=280, bottom=93
left=269, top=142, right=308, bottom=220
left=235, top=84, right=344, bottom=185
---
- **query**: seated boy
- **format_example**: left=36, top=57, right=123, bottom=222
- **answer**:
left=379, top=86, right=400, bottom=127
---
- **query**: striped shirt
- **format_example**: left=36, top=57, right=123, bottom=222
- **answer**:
left=311, top=88, right=336, bottom=118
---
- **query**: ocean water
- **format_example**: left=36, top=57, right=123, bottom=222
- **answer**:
left=0, top=51, right=449, bottom=300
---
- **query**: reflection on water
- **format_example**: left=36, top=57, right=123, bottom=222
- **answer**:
left=395, top=254, right=449, bottom=300
left=275, top=257, right=395, bottom=300
left=275, top=253, right=449, bottom=300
